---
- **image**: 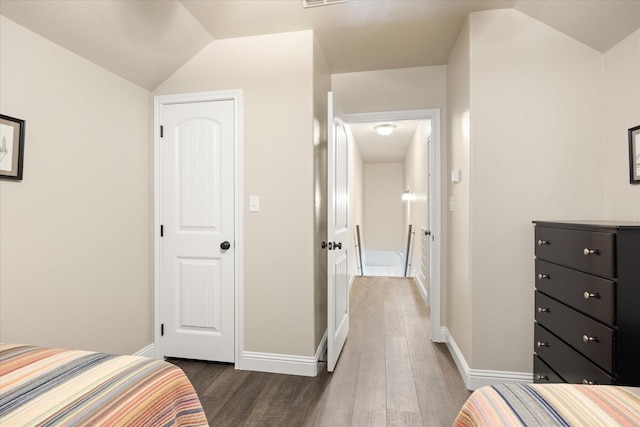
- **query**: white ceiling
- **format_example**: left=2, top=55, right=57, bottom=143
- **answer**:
left=1, top=0, right=639, bottom=91
left=1, top=0, right=638, bottom=162
left=350, top=120, right=425, bottom=163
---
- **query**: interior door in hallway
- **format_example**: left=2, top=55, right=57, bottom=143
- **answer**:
left=159, top=98, right=235, bottom=362
left=327, top=92, right=349, bottom=372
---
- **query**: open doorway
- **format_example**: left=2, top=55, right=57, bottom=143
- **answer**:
left=344, top=109, right=444, bottom=343
left=349, top=119, right=429, bottom=278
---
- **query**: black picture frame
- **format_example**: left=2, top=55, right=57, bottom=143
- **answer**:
left=630, top=125, right=640, bottom=184
left=0, top=114, right=26, bottom=181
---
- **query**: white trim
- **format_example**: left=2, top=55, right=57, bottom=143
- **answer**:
left=241, top=331, right=327, bottom=377
left=316, top=329, right=328, bottom=364
left=414, top=275, right=428, bottom=306
left=133, top=344, right=154, bottom=358
left=344, top=109, right=444, bottom=343
left=443, top=328, right=532, bottom=391
left=153, top=90, right=244, bottom=366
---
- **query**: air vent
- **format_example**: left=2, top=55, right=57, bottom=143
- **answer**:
left=302, top=0, right=347, bottom=8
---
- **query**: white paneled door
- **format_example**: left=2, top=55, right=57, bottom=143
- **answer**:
left=327, top=92, right=349, bottom=372
left=159, top=98, right=235, bottom=362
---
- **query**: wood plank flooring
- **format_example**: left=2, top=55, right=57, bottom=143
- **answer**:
left=169, top=276, right=470, bottom=426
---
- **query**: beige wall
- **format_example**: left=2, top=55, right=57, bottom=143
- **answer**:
left=470, top=9, right=603, bottom=373
left=332, top=66, right=447, bottom=115
left=603, top=29, right=640, bottom=220
left=155, top=30, right=319, bottom=357
left=347, top=125, right=365, bottom=279
left=403, top=122, right=430, bottom=278
left=0, top=16, right=152, bottom=355
left=447, top=8, right=610, bottom=375
left=446, top=17, right=472, bottom=365
left=313, top=36, right=331, bottom=348
left=363, top=163, right=404, bottom=251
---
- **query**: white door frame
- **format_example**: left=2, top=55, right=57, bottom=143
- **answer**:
left=344, top=109, right=444, bottom=343
left=153, top=90, right=244, bottom=361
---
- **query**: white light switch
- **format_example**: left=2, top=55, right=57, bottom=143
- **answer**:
left=249, top=195, right=260, bottom=212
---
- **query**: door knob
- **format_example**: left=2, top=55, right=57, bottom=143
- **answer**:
left=333, top=242, right=342, bottom=250
left=220, top=241, right=231, bottom=250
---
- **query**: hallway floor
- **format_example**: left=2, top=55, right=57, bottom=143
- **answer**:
left=170, top=276, right=470, bottom=426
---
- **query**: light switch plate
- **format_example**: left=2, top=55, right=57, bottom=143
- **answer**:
left=249, top=195, right=260, bottom=212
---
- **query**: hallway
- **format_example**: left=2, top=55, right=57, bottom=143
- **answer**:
left=171, top=276, right=469, bottom=426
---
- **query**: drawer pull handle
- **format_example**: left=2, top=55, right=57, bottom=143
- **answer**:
left=582, top=334, right=597, bottom=343
left=538, top=274, right=550, bottom=280
left=537, top=341, right=548, bottom=347
left=536, top=374, right=548, bottom=381
left=583, top=292, right=599, bottom=299
left=537, top=307, right=549, bottom=313
left=583, top=247, right=599, bottom=256
left=582, top=379, right=596, bottom=385
left=537, top=239, right=550, bottom=246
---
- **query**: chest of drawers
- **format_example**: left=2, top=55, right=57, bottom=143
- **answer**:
left=533, top=221, right=640, bottom=386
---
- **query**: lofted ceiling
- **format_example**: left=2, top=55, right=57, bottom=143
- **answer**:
left=1, top=0, right=638, bottom=91
left=1, top=0, right=639, bottom=162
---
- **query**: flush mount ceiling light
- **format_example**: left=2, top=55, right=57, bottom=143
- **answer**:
left=374, top=123, right=396, bottom=136
left=302, top=0, right=347, bottom=8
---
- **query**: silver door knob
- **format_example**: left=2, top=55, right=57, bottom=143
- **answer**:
left=583, top=248, right=598, bottom=255
left=537, top=341, right=548, bottom=347
left=583, top=292, right=598, bottom=299
left=582, top=334, right=597, bottom=343
left=537, top=239, right=550, bottom=246
left=538, top=274, right=550, bottom=280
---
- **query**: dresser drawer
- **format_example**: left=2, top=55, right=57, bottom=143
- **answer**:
left=534, top=355, right=564, bottom=384
left=535, top=260, right=615, bottom=325
left=535, top=226, right=615, bottom=278
left=534, top=323, right=614, bottom=385
left=535, top=292, right=614, bottom=372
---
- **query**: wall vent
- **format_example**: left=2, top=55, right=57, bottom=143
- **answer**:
left=302, top=0, right=347, bottom=8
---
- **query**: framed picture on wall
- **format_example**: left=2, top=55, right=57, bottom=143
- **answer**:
left=630, top=125, right=640, bottom=184
left=0, top=114, right=26, bottom=181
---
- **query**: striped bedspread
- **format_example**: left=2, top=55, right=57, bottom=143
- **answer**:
left=0, top=343, right=208, bottom=426
left=453, top=383, right=640, bottom=427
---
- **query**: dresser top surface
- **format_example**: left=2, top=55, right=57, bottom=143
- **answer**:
left=533, top=220, right=640, bottom=232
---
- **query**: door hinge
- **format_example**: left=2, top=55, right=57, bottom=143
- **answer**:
left=160, top=225, right=164, bottom=237
left=160, top=125, right=164, bottom=138
left=161, top=323, right=164, bottom=336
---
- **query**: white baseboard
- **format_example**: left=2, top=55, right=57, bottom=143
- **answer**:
left=240, top=331, right=328, bottom=377
left=443, top=328, right=532, bottom=390
left=133, top=344, right=155, bottom=358
left=415, top=275, right=429, bottom=307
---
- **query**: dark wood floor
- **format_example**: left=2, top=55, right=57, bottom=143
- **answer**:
left=170, top=276, right=470, bottom=426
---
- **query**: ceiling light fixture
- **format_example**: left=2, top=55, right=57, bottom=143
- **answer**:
left=374, top=123, right=396, bottom=136
left=302, top=0, right=348, bottom=8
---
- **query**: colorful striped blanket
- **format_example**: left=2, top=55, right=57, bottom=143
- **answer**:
left=453, top=383, right=640, bottom=427
left=0, top=343, right=208, bottom=426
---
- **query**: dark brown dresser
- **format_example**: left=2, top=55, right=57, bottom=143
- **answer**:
left=533, top=220, right=640, bottom=386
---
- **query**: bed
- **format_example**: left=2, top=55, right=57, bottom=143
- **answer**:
left=0, top=343, right=208, bottom=426
left=453, top=383, right=640, bottom=427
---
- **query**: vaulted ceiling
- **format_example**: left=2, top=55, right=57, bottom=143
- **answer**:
left=1, top=0, right=639, bottom=91
left=2, top=0, right=638, bottom=163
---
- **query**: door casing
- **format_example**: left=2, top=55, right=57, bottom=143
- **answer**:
left=153, top=90, right=244, bottom=362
